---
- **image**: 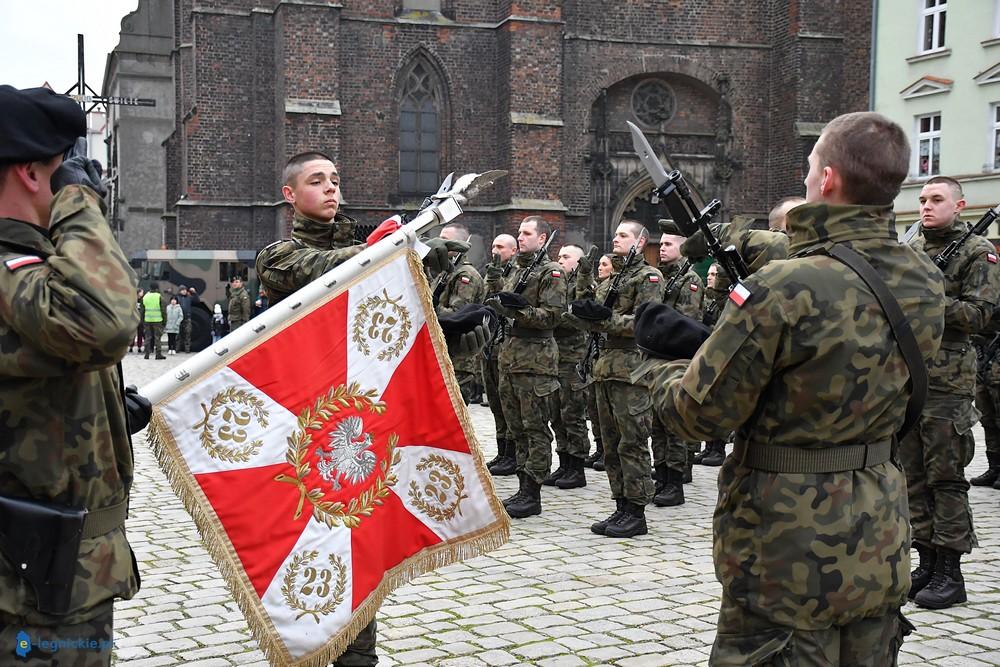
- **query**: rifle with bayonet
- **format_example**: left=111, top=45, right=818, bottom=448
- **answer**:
left=933, top=204, right=1000, bottom=270
left=627, top=121, right=749, bottom=286
left=430, top=248, right=469, bottom=308
left=978, top=330, right=1000, bottom=384
left=483, top=230, right=559, bottom=360
left=662, top=259, right=692, bottom=305
left=575, top=243, right=638, bottom=382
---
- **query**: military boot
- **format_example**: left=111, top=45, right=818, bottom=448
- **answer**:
left=604, top=501, right=648, bottom=538
left=506, top=472, right=542, bottom=518
left=584, top=438, right=602, bottom=468
left=491, top=441, right=517, bottom=476
left=701, top=440, right=725, bottom=467
left=542, top=452, right=568, bottom=486
left=914, top=547, right=967, bottom=609
left=555, top=455, right=586, bottom=489
left=908, top=542, right=936, bottom=599
left=653, top=468, right=685, bottom=507
left=590, top=498, right=625, bottom=535
left=993, top=475, right=1000, bottom=490
left=693, top=444, right=707, bottom=465
left=971, top=452, right=1000, bottom=486
left=592, top=440, right=606, bottom=472
left=486, top=439, right=506, bottom=470
left=652, top=465, right=669, bottom=496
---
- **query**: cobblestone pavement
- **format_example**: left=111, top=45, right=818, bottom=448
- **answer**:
left=115, top=352, right=1000, bottom=666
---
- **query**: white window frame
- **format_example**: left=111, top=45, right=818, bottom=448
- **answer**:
left=915, top=113, right=942, bottom=178
left=995, top=0, right=1000, bottom=38
left=991, top=104, right=1000, bottom=171
left=919, top=0, right=947, bottom=54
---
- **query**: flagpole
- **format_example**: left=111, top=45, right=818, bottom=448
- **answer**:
left=140, top=191, right=472, bottom=405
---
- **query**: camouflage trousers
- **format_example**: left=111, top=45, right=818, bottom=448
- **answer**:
left=976, top=380, right=1000, bottom=459
left=899, top=413, right=977, bottom=553
left=482, top=356, right=509, bottom=444
left=595, top=379, right=653, bottom=505
left=649, top=409, right=698, bottom=471
left=454, top=370, right=477, bottom=404
left=1, top=600, right=113, bottom=666
left=142, top=322, right=163, bottom=356
left=179, top=316, right=192, bottom=353
left=499, top=372, right=558, bottom=484
left=551, top=363, right=590, bottom=459
left=587, top=383, right=601, bottom=444
left=332, top=619, right=377, bottom=666
left=711, top=593, right=912, bottom=666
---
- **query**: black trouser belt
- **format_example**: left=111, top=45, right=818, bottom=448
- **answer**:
left=734, top=439, right=893, bottom=473
left=509, top=328, right=553, bottom=339
left=942, top=331, right=969, bottom=344
left=604, top=336, right=635, bottom=349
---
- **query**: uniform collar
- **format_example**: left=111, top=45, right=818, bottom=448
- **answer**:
left=787, top=203, right=897, bottom=255
left=0, top=217, right=53, bottom=255
left=291, top=212, right=359, bottom=249
left=920, top=218, right=967, bottom=242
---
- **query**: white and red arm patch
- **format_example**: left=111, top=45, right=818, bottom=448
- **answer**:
left=729, top=282, right=752, bottom=307
left=4, top=255, right=44, bottom=272
left=689, top=283, right=699, bottom=292
left=648, top=275, right=659, bottom=283
left=987, top=252, right=998, bottom=265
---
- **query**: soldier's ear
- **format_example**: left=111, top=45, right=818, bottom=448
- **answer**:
left=281, top=184, right=296, bottom=205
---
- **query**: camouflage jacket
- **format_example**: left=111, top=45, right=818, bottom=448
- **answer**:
left=911, top=220, right=1000, bottom=408
left=227, top=286, right=251, bottom=325
left=256, top=212, right=366, bottom=304
left=592, top=257, right=663, bottom=383
left=436, top=261, right=484, bottom=374
left=711, top=224, right=790, bottom=292
left=642, top=204, right=946, bottom=630
left=659, top=260, right=704, bottom=320
left=0, top=186, right=141, bottom=621
left=554, top=269, right=589, bottom=379
left=701, top=287, right=728, bottom=329
left=497, top=251, right=566, bottom=377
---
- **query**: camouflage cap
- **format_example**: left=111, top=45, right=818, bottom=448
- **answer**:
left=0, top=85, right=86, bottom=162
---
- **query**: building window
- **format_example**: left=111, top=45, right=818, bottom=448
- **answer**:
left=992, top=105, right=1000, bottom=170
left=399, top=61, right=441, bottom=195
left=920, top=0, right=947, bottom=53
left=631, top=79, right=676, bottom=129
left=916, top=113, right=941, bottom=177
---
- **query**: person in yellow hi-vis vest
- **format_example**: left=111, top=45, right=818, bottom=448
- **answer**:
left=142, top=282, right=167, bottom=360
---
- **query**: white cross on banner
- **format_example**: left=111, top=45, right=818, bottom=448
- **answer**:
left=145, top=247, right=510, bottom=666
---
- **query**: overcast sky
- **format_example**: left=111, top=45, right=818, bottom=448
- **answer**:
left=0, top=0, right=140, bottom=93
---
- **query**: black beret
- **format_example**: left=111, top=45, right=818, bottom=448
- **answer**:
left=570, top=299, right=612, bottom=321
left=438, top=304, right=492, bottom=335
left=0, top=85, right=86, bottom=162
left=634, top=301, right=711, bottom=360
left=657, top=219, right=684, bottom=236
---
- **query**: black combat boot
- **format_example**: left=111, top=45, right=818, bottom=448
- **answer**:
left=653, top=469, right=685, bottom=507
left=693, top=444, right=707, bottom=465
left=908, top=542, right=936, bottom=599
left=971, top=453, right=1000, bottom=486
left=583, top=438, right=602, bottom=468
left=914, top=547, right=967, bottom=609
left=555, top=455, right=586, bottom=489
left=590, top=498, right=625, bottom=535
left=486, top=439, right=506, bottom=470
left=491, top=441, right=517, bottom=476
left=702, top=440, right=725, bottom=467
left=592, top=440, right=606, bottom=472
left=543, top=452, right=568, bottom=486
left=993, top=475, right=1000, bottom=490
left=506, top=473, right=542, bottom=518
left=604, top=501, right=648, bottom=538
left=652, top=465, right=669, bottom=496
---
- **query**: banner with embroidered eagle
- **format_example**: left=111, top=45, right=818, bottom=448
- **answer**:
left=145, top=248, right=510, bottom=666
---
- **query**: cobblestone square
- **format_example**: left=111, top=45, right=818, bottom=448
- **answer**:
left=118, top=353, right=1000, bottom=666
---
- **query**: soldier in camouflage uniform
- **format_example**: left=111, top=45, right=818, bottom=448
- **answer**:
left=543, top=243, right=594, bottom=490
left=256, top=151, right=464, bottom=667
left=565, top=221, right=663, bottom=538
left=903, top=176, right=1000, bottom=609
left=226, top=276, right=252, bottom=331
left=971, top=308, right=1000, bottom=489
left=483, top=234, right=517, bottom=475
left=487, top=216, right=566, bottom=518
left=435, top=222, right=485, bottom=404
left=635, top=112, right=946, bottom=664
left=649, top=224, right=704, bottom=506
left=768, top=196, right=805, bottom=233
left=583, top=255, right=614, bottom=471
left=0, top=85, right=144, bottom=666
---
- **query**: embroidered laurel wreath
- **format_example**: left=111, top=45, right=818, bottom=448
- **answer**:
left=280, top=550, right=348, bottom=623
left=408, top=454, right=468, bottom=522
left=275, top=382, right=400, bottom=528
left=351, top=289, right=412, bottom=361
left=192, top=387, right=270, bottom=463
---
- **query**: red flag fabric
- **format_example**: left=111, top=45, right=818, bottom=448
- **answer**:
left=147, top=248, right=509, bottom=666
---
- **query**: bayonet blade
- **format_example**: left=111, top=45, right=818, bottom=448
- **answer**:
left=436, top=172, right=454, bottom=196
left=627, top=121, right=669, bottom=189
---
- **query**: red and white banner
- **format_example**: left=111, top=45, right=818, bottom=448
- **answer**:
left=147, top=248, right=510, bottom=666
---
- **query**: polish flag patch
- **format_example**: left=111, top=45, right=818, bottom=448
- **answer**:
left=988, top=253, right=998, bottom=264
left=460, top=276, right=471, bottom=284
left=4, top=255, right=43, bottom=271
left=689, top=284, right=699, bottom=293
left=551, top=270, right=562, bottom=278
left=648, top=275, right=660, bottom=283
left=729, top=282, right=752, bottom=307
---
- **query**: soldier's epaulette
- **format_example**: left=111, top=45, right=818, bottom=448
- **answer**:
left=259, top=238, right=305, bottom=254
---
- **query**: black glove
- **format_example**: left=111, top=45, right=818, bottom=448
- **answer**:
left=679, top=228, right=708, bottom=260
left=570, top=299, right=612, bottom=322
left=51, top=156, right=107, bottom=198
left=422, top=238, right=471, bottom=274
left=484, top=253, right=504, bottom=281
left=577, top=245, right=600, bottom=274
left=124, top=385, right=152, bottom=435
left=448, top=323, right=490, bottom=357
left=634, top=301, right=712, bottom=361
left=438, top=304, right=492, bottom=356
left=494, top=292, right=529, bottom=310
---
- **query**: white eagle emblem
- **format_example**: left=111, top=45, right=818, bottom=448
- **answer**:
left=315, top=416, right=377, bottom=490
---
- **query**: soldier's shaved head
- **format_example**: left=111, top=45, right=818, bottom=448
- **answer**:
left=612, top=219, right=649, bottom=256
left=283, top=151, right=336, bottom=186
left=768, top=196, right=806, bottom=231
left=492, top=233, right=517, bottom=262
left=440, top=222, right=470, bottom=242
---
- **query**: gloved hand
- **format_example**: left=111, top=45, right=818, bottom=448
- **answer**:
left=679, top=228, right=708, bottom=260
left=494, top=292, right=529, bottom=309
left=366, top=216, right=402, bottom=245
left=124, top=385, right=152, bottom=435
left=559, top=311, right=601, bottom=332
left=447, top=323, right=491, bottom=357
left=51, top=156, right=107, bottom=198
left=570, top=299, right=612, bottom=321
left=577, top=245, right=600, bottom=275
left=634, top=301, right=712, bottom=360
left=422, top=238, right=470, bottom=274
left=484, top=253, right=504, bottom=281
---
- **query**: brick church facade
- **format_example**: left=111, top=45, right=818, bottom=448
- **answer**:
left=164, top=0, right=872, bottom=257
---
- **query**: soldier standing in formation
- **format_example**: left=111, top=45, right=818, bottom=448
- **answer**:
left=435, top=222, right=485, bottom=404
left=649, top=222, right=704, bottom=506
left=635, top=111, right=945, bottom=664
left=903, top=176, right=1000, bottom=609
left=565, top=221, right=662, bottom=538
left=484, top=233, right=517, bottom=475
left=583, top=253, right=614, bottom=471
left=487, top=216, right=566, bottom=518
left=544, top=243, right=593, bottom=490
left=972, top=308, right=1000, bottom=489
left=226, top=275, right=252, bottom=331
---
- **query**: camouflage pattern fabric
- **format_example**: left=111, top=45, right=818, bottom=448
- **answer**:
left=499, top=374, right=559, bottom=483
left=975, top=311, right=1000, bottom=460
left=226, top=286, right=251, bottom=329
left=332, top=620, right=377, bottom=667
left=901, top=219, right=1000, bottom=553
left=650, top=412, right=695, bottom=471
left=0, top=186, right=140, bottom=625
left=552, top=269, right=592, bottom=458
left=482, top=354, right=509, bottom=446
left=143, top=322, right=163, bottom=357
left=701, top=286, right=729, bottom=329
left=436, top=261, right=485, bottom=380
left=703, top=225, right=790, bottom=293
left=0, top=600, right=114, bottom=666
left=641, top=204, right=946, bottom=635
left=659, top=260, right=704, bottom=320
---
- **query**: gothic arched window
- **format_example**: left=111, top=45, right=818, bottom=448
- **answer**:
left=399, top=61, right=442, bottom=195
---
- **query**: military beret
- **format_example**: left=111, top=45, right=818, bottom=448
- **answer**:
left=438, top=303, right=492, bottom=335
left=634, top=301, right=711, bottom=360
left=657, top=219, right=684, bottom=237
left=0, top=85, right=86, bottom=162
left=570, top=299, right=612, bottom=321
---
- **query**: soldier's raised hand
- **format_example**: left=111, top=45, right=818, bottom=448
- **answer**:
left=51, top=156, right=107, bottom=198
